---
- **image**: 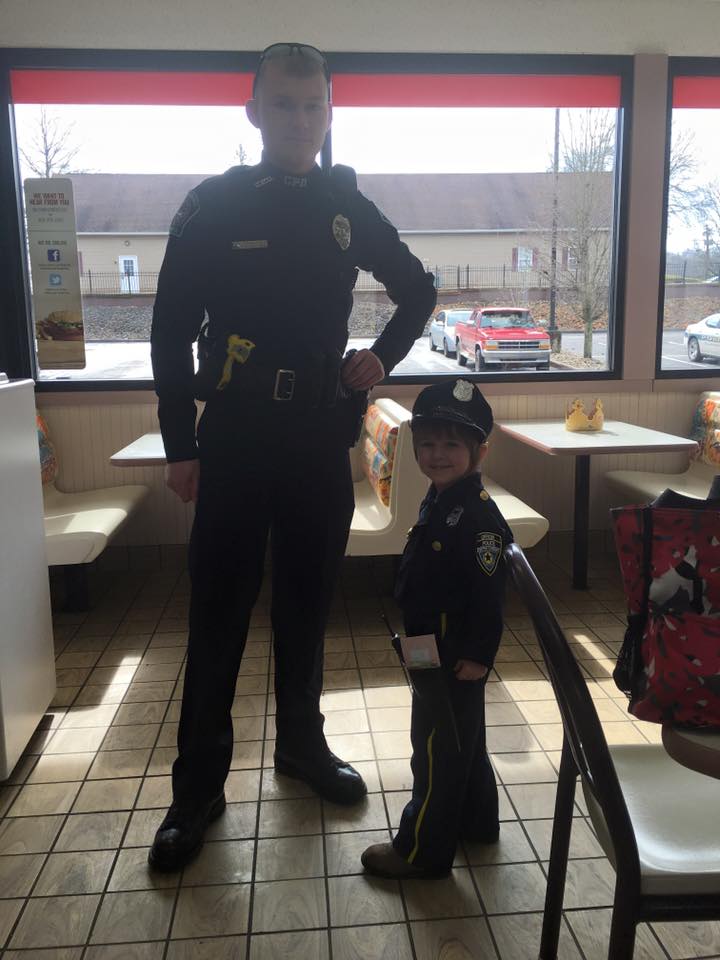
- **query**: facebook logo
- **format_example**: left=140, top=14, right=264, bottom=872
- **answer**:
left=49, top=274, right=62, bottom=286
left=47, top=248, right=61, bottom=262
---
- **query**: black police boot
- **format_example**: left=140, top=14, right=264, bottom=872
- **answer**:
left=274, top=749, right=367, bottom=805
left=148, top=792, right=226, bottom=872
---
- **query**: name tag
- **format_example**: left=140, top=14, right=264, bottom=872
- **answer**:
left=232, top=240, right=268, bottom=250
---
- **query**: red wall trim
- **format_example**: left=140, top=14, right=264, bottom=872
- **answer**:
left=11, top=70, right=254, bottom=105
left=673, top=76, right=720, bottom=109
left=11, top=68, right=621, bottom=108
left=332, top=74, right=621, bottom=107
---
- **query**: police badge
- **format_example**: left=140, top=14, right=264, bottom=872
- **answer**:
left=332, top=214, right=351, bottom=250
left=453, top=379, right=474, bottom=402
left=476, top=532, right=502, bottom=575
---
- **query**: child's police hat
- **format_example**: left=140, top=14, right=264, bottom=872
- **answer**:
left=411, top=379, right=493, bottom=442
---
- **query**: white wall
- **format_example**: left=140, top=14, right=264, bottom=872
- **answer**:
left=1, top=0, right=720, bottom=55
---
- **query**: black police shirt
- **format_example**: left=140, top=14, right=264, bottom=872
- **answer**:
left=395, top=472, right=514, bottom=669
left=150, top=159, right=437, bottom=462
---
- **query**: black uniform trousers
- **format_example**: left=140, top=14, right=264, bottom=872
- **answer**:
left=172, top=401, right=355, bottom=804
left=393, top=667, right=498, bottom=873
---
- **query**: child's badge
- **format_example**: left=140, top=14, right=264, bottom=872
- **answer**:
left=453, top=379, right=474, bottom=402
left=446, top=505, right=464, bottom=527
left=476, top=532, right=502, bottom=575
left=332, top=214, right=351, bottom=250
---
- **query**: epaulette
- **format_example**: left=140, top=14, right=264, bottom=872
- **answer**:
left=330, top=163, right=358, bottom=194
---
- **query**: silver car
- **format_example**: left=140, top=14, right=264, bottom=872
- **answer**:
left=684, top=313, right=720, bottom=363
left=428, top=309, right=472, bottom=357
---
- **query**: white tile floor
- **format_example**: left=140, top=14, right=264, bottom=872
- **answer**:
left=1, top=543, right=719, bottom=959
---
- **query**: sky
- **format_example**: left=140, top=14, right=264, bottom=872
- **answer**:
left=14, top=102, right=719, bottom=253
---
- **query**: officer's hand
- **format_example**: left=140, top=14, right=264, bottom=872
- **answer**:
left=166, top=459, right=200, bottom=504
left=341, top=349, right=385, bottom=391
left=454, top=659, right=489, bottom=681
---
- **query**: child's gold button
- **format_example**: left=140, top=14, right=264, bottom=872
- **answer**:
left=432, top=540, right=442, bottom=551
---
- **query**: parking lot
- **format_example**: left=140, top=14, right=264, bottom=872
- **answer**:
left=36, top=330, right=717, bottom=381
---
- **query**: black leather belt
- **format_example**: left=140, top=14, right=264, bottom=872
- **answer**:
left=204, top=358, right=341, bottom=408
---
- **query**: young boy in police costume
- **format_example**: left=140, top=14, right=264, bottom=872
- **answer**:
left=148, top=43, right=436, bottom=872
left=362, top=379, right=513, bottom=878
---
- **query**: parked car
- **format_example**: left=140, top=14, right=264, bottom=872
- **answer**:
left=428, top=309, right=472, bottom=357
left=684, top=313, right=720, bottom=363
left=455, top=307, right=551, bottom=370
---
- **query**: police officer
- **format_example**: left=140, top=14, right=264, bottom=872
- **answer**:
left=148, top=42, right=437, bottom=871
left=362, top=379, right=513, bottom=878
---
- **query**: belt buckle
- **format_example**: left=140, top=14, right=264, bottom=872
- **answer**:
left=273, top=369, right=295, bottom=401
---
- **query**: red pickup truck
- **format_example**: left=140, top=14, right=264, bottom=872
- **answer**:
left=455, top=307, right=551, bottom=370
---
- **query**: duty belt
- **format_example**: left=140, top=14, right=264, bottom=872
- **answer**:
left=204, top=358, right=342, bottom=408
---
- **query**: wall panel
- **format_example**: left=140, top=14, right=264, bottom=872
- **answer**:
left=37, top=389, right=700, bottom=546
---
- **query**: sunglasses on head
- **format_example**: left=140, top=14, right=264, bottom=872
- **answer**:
left=253, top=42, right=331, bottom=95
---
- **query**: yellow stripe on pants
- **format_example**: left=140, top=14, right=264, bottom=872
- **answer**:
left=408, top=728, right=435, bottom=863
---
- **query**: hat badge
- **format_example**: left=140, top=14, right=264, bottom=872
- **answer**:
left=453, top=379, right=474, bottom=402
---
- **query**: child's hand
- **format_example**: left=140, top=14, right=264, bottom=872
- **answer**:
left=453, top=659, right=489, bottom=681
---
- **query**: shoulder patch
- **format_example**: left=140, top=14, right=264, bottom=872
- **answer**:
left=476, top=532, right=502, bottom=575
left=169, top=190, right=200, bottom=238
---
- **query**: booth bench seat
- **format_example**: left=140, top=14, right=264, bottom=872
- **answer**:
left=37, top=414, right=149, bottom=608
left=43, top=482, right=149, bottom=567
left=605, top=392, right=720, bottom=506
left=346, top=398, right=549, bottom=556
left=605, top=460, right=717, bottom=505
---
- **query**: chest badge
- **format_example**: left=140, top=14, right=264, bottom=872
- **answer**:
left=332, top=214, right=351, bottom=250
left=476, top=532, right=502, bottom=575
left=446, top=505, right=464, bottom=527
left=432, top=540, right=443, bottom=552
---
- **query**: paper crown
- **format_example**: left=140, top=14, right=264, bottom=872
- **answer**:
left=565, top=398, right=604, bottom=432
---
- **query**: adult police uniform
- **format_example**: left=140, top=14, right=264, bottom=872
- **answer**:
left=391, top=382, right=514, bottom=874
left=150, top=159, right=436, bottom=836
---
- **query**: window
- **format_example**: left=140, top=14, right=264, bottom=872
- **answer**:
left=329, top=60, right=629, bottom=380
left=659, top=63, right=720, bottom=376
left=515, top=247, right=535, bottom=271
left=10, top=66, right=259, bottom=383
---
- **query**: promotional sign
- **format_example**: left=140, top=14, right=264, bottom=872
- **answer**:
left=24, top=178, right=85, bottom=369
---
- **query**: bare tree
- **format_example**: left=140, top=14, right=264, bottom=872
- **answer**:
left=668, top=128, right=704, bottom=224
left=560, top=109, right=615, bottom=174
left=234, top=142, right=248, bottom=166
left=19, top=106, right=83, bottom=179
left=542, top=110, right=614, bottom=358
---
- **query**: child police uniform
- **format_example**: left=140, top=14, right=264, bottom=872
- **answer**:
left=363, top=379, right=513, bottom=877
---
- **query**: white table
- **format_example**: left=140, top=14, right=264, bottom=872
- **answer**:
left=110, top=432, right=165, bottom=466
left=662, top=726, right=720, bottom=780
left=495, top=419, right=697, bottom=588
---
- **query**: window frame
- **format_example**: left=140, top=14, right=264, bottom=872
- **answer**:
left=656, top=57, right=720, bottom=380
left=0, top=48, right=633, bottom=392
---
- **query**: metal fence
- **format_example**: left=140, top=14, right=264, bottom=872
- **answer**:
left=665, top=257, right=720, bottom=284
left=356, top=265, right=552, bottom=292
left=83, top=264, right=567, bottom=296
left=81, top=271, right=160, bottom=296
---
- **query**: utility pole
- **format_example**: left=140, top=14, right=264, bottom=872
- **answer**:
left=704, top=223, right=713, bottom=279
left=548, top=108, right=561, bottom=351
